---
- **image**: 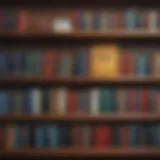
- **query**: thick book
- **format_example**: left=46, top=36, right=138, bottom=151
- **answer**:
left=89, top=44, right=119, bottom=77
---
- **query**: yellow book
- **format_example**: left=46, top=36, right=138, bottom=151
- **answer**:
left=89, top=44, right=119, bottom=77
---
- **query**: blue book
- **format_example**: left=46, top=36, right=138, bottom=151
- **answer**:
left=135, top=53, right=147, bottom=76
left=35, top=125, right=44, bottom=148
left=24, top=89, right=33, bottom=113
left=0, top=53, right=8, bottom=75
left=11, top=53, right=23, bottom=75
left=47, top=125, right=59, bottom=148
left=128, top=125, right=139, bottom=146
left=74, top=48, right=87, bottom=75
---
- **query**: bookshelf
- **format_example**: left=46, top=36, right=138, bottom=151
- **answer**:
left=1, top=0, right=160, bottom=159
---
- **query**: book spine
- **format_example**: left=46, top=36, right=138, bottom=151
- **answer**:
left=67, top=89, right=76, bottom=113
left=35, top=125, right=44, bottom=148
left=90, top=88, right=99, bottom=114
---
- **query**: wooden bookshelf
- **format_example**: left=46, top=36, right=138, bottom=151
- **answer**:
left=1, top=148, right=160, bottom=157
left=0, top=113, right=160, bottom=123
left=0, top=76, right=160, bottom=85
left=1, top=30, right=160, bottom=39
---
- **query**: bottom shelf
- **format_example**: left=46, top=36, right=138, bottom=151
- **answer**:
left=1, top=148, right=160, bottom=157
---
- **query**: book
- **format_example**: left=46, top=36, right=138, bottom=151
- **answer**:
left=35, top=125, right=44, bottom=148
left=0, top=53, right=8, bottom=76
left=89, top=44, right=119, bottom=77
left=152, top=53, right=160, bottom=77
left=41, top=49, right=55, bottom=76
left=90, top=88, right=99, bottom=114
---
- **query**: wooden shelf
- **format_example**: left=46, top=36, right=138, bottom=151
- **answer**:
left=0, top=76, right=160, bottom=85
left=1, top=148, right=160, bottom=157
left=0, top=113, right=160, bottom=123
left=1, top=30, right=160, bottom=39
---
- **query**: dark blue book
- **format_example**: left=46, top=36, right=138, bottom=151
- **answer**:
left=10, top=53, right=24, bottom=75
left=58, top=125, right=71, bottom=147
left=135, top=53, right=147, bottom=76
left=24, top=89, right=33, bottom=114
left=35, top=125, right=44, bottom=148
left=74, top=48, right=87, bottom=76
left=0, top=53, right=8, bottom=75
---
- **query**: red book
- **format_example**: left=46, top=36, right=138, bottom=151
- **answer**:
left=156, top=91, right=160, bottom=112
left=94, top=125, right=111, bottom=148
left=139, top=89, right=148, bottom=112
left=41, top=49, right=55, bottom=76
left=67, top=89, right=77, bottom=113
left=128, top=89, right=135, bottom=112
left=119, top=50, right=135, bottom=76
left=72, top=9, right=79, bottom=30
left=16, top=9, right=28, bottom=32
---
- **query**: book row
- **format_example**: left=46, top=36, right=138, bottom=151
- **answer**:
left=1, top=9, right=160, bottom=32
left=0, top=87, right=160, bottom=114
left=1, top=45, right=160, bottom=77
left=1, top=124, right=160, bottom=149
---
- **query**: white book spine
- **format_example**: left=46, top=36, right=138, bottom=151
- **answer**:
left=57, top=88, right=66, bottom=114
left=90, top=88, right=99, bottom=114
left=32, top=89, right=42, bottom=114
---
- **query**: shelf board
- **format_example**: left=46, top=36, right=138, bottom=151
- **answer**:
left=0, top=76, right=160, bottom=85
left=1, top=30, right=160, bottom=39
left=1, top=148, right=160, bottom=157
left=0, top=113, right=160, bottom=123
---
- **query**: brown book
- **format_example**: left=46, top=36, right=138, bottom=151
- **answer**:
left=49, top=89, right=59, bottom=114
left=81, top=125, right=92, bottom=147
left=116, top=88, right=127, bottom=112
left=5, top=125, right=13, bottom=149
left=152, top=52, right=160, bottom=77
left=119, top=126, right=128, bottom=146
left=71, top=125, right=80, bottom=147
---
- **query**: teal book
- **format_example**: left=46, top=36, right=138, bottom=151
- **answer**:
left=92, top=11, right=101, bottom=30
left=35, top=125, right=44, bottom=148
left=135, top=52, right=147, bottom=76
left=128, top=125, right=139, bottom=146
left=47, top=125, right=59, bottom=148
left=125, top=9, right=137, bottom=29
left=99, top=88, right=112, bottom=112
left=13, top=125, right=20, bottom=148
